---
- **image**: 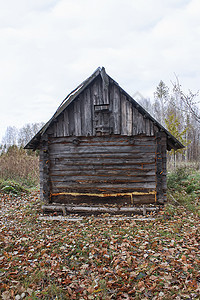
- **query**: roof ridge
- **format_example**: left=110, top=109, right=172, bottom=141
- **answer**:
left=56, top=67, right=102, bottom=113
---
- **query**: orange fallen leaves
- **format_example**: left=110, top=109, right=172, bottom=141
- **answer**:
left=0, top=191, right=200, bottom=299
left=187, top=279, right=198, bottom=290
left=181, top=254, right=187, bottom=262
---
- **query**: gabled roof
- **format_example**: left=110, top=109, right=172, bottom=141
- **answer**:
left=25, top=67, right=184, bottom=151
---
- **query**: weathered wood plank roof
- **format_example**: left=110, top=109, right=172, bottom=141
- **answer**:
left=25, top=67, right=184, bottom=151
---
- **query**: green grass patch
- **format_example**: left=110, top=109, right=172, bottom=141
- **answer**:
left=0, top=179, right=29, bottom=195
left=167, top=166, right=200, bottom=215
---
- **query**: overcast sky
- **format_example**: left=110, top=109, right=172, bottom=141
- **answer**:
left=1, top=0, right=200, bottom=141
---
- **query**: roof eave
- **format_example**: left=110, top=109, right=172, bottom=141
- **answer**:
left=109, top=77, right=185, bottom=151
left=24, top=67, right=102, bottom=150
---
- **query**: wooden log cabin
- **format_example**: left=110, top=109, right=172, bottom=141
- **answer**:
left=25, top=67, right=184, bottom=213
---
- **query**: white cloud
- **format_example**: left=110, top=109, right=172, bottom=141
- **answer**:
left=0, top=0, right=199, bottom=141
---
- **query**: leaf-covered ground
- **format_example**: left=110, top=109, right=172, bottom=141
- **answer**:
left=0, top=191, right=200, bottom=299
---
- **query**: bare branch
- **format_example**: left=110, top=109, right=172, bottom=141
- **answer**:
left=172, top=75, right=200, bottom=123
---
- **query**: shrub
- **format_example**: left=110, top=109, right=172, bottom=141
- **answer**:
left=167, top=165, right=200, bottom=215
left=167, top=166, right=200, bottom=194
left=0, top=179, right=29, bottom=195
left=167, top=166, right=190, bottom=191
left=0, top=146, right=39, bottom=189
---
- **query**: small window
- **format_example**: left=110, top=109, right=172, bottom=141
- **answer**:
left=94, top=104, right=110, bottom=111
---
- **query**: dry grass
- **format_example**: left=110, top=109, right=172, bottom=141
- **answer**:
left=0, top=146, right=39, bottom=187
left=167, top=159, right=200, bottom=173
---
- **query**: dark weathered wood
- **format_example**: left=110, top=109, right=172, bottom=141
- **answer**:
left=51, top=176, right=156, bottom=186
left=133, top=194, right=155, bottom=204
left=47, top=134, right=157, bottom=204
left=50, top=162, right=155, bottom=171
left=132, top=107, right=138, bottom=135
left=112, top=85, right=121, bottom=134
left=49, top=135, right=157, bottom=145
left=51, top=186, right=155, bottom=194
left=126, top=100, right=133, bottom=136
left=101, top=68, right=109, bottom=105
left=40, top=134, right=51, bottom=204
left=121, top=94, right=127, bottom=135
left=74, top=99, right=82, bottom=136
left=51, top=181, right=156, bottom=192
left=49, top=139, right=156, bottom=152
left=49, top=137, right=156, bottom=150
left=49, top=146, right=156, bottom=155
left=68, top=103, right=75, bottom=136
left=49, top=143, right=156, bottom=155
left=51, top=194, right=131, bottom=205
left=63, top=109, right=69, bottom=136
left=161, top=132, right=167, bottom=200
left=137, top=112, right=145, bottom=134
left=50, top=156, right=156, bottom=166
left=52, top=121, right=57, bottom=138
left=84, top=88, right=93, bottom=135
left=50, top=169, right=155, bottom=177
left=156, top=132, right=164, bottom=204
left=55, top=114, right=62, bottom=137
left=39, top=149, right=44, bottom=202
left=150, top=120, right=155, bottom=136
left=51, top=161, right=154, bottom=169
left=79, top=93, right=85, bottom=135
left=91, top=78, right=100, bottom=105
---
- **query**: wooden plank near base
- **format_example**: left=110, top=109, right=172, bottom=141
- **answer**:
left=42, top=204, right=160, bottom=215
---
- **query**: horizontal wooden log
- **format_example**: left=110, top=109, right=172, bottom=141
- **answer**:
left=50, top=169, right=155, bottom=177
left=42, top=205, right=159, bottom=214
left=50, top=168, right=155, bottom=176
left=50, top=157, right=156, bottom=166
left=49, top=139, right=156, bottom=149
left=51, top=194, right=131, bottom=205
left=133, top=194, right=155, bottom=204
left=50, top=162, right=155, bottom=170
left=51, top=186, right=156, bottom=194
left=51, top=180, right=156, bottom=190
left=49, top=135, right=156, bottom=145
left=49, top=145, right=156, bottom=154
left=50, top=192, right=156, bottom=205
left=49, top=152, right=156, bottom=160
left=50, top=174, right=156, bottom=183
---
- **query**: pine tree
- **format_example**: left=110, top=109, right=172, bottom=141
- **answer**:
left=153, top=80, right=169, bottom=125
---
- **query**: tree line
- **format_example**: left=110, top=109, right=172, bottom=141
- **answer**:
left=138, top=78, right=200, bottom=163
left=0, top=123, right=44, bottom=153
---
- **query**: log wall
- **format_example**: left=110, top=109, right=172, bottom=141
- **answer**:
left=48, top=135, right=157, bottom=205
